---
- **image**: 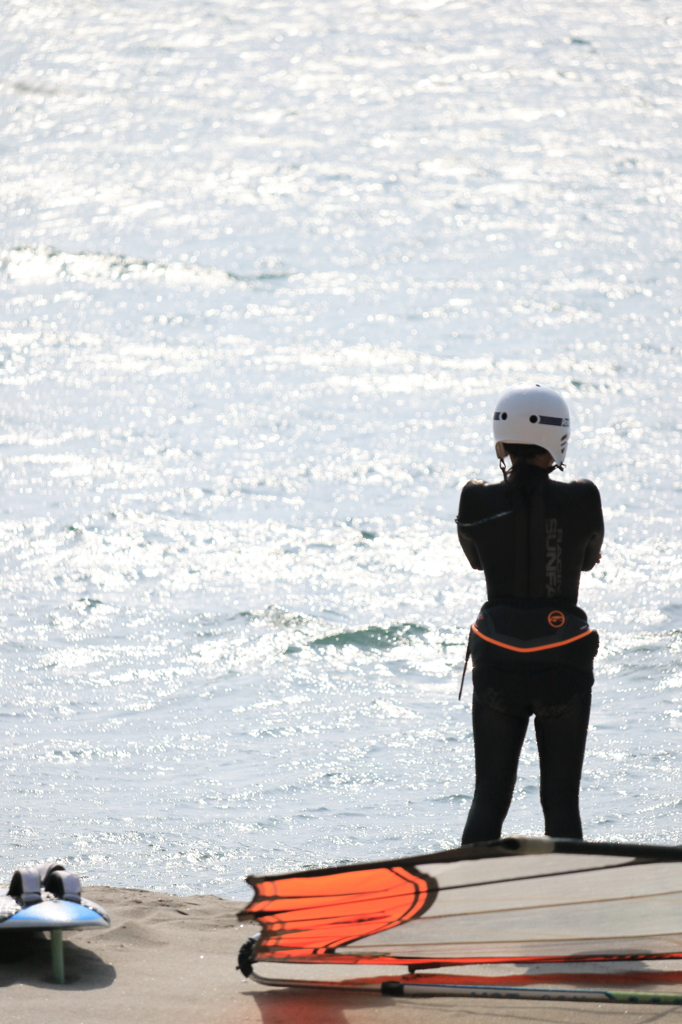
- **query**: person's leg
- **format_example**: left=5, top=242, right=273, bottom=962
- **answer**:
left=534, top=690, right=592, bottom=839
left=461, top=693, right=529, bottom=844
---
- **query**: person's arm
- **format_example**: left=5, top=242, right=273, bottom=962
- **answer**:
left=580, top=481, right=604, bottom=571
left=456, top=482, right=484, bottom=570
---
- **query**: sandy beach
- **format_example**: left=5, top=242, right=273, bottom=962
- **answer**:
left=0, top=886, right=681, bottom=1024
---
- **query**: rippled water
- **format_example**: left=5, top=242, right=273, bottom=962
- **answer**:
left=0, top=0, right=681, bottom=897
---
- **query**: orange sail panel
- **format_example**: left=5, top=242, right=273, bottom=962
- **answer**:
left=242, top=865, right=432, bottom=959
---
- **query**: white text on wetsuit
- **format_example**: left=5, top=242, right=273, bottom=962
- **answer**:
left=546, top=518, right=563, bottom=596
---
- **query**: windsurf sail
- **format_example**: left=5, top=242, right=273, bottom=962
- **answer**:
left=238, top=837, right=682, bottom=974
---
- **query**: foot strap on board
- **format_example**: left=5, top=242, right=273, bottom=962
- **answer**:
left=42, top=865, right=82, bottom=903
left=7, top=869, right=42, bottom=905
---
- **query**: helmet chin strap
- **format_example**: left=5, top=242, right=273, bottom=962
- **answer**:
left=496, top=441, right=563, bottom=479
left=498, top=455, right=562, bottom=479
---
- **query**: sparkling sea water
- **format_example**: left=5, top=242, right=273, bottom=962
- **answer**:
left=0, top=0, right=681, bottom=897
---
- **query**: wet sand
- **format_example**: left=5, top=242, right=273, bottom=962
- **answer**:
left=2, top=886, right=682, bottom=1024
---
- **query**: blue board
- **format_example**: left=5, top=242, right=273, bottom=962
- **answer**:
left=0, top=896, right=109, bottom=930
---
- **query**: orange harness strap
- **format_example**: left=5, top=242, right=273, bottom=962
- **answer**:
left=470, top=621, right=593, bottom=654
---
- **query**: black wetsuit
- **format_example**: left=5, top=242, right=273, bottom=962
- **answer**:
left=457, top=465, right=604, bottom=843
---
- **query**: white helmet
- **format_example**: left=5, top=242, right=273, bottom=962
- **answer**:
left=493, top=384, right=570, bottom=468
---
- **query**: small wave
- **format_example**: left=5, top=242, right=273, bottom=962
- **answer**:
left=311, top=623, right=427, bottom=651
left=0, top=245, right=290, bottom=289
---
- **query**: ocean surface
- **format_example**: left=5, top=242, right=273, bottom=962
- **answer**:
left=0, top=0, right=681, bottom=898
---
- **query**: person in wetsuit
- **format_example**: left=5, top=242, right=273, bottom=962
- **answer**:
left=457, top=384, right=603, bottom=843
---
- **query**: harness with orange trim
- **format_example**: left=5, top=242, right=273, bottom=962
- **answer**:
left=461, top=600, right=598, bottom=694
